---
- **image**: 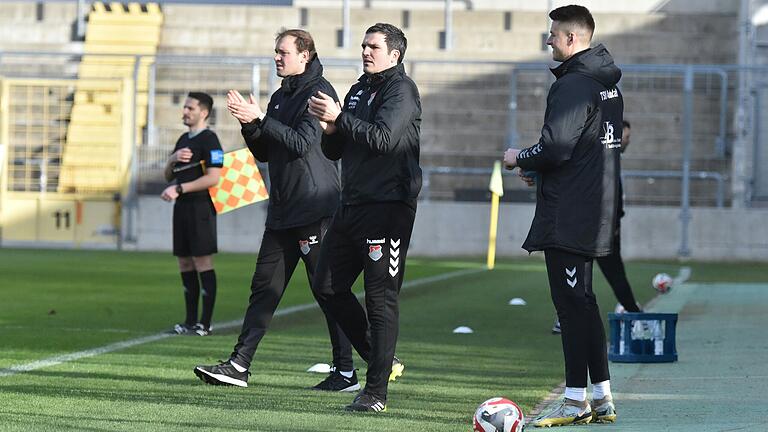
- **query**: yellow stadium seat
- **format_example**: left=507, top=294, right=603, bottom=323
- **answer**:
left=59, top=1, right=162, bottom=194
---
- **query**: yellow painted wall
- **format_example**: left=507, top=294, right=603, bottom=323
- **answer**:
left=1, top=194, right=118, bottom=245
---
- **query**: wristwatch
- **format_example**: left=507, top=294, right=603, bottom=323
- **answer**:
left=175, top=183, right=183, bottom=195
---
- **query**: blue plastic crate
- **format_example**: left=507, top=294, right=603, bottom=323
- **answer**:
left=608, top=312, right=678, bottom=363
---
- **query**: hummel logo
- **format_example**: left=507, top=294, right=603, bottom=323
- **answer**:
left=565, top=267, right=577, bottom=288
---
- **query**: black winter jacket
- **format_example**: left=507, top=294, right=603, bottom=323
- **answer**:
left=242, top=57, right=341, bottom=230
left=516, top=45, right=624, bottom=257
left=321, top=63, right=422, bottom=208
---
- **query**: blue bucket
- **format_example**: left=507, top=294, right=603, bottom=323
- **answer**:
left=608, top=312, right=678, bottom=363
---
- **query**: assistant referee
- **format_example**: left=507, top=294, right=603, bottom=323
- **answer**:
left=161, top=92, right=223, bottom=337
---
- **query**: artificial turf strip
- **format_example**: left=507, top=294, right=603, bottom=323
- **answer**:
left=1, top=249, right=765, bottom=431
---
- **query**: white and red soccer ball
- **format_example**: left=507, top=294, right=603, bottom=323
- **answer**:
left=652, top=273, right=673, bottom=294
left=473, top=397, right=524, bottom=432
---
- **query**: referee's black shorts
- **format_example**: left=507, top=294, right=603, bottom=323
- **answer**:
left=173, top=197, right=217, bottom=257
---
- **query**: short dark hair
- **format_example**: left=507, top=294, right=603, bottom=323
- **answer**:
left=187, top=92, right=213, bottom=119
left=366, top=23, right=407, bottom=63
left=623, top=120, right=631, bottom=129
left=549, top=5, right=595, bottom=40
left=276, top=28, right=317, bottom=60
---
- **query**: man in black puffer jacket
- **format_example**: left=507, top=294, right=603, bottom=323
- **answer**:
left=308, top=23, right=421, bottom=413
left=504, top=5, right=623, bottom=427
left=194, top=29, right=357, bottom=392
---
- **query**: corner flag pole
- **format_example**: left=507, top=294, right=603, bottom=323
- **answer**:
left=487, top=161, right=504, bottom=270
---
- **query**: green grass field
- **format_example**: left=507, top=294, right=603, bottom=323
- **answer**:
left=0, top=248, right=765, bottom=431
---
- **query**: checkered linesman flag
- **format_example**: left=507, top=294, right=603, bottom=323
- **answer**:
left=208, top=148, right=269, bottom=214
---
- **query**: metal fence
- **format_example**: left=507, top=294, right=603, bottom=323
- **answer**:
left=2, top=51, right=768, bottom=253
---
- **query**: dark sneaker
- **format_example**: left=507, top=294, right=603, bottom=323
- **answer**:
left=312, top=369, right=361, bottom=392
left=551, top=319, right=561, bottom=334
left=192, top=323, right=211, bottom=336
left=389, top=356, right=404, bottom=382
left=345, top=391, right=387, bottom=412
left=194, top=361, right=249, bottom=387
left=171, top=323, right=193, bottom=335
left=591, top=395, right=617, bottom=423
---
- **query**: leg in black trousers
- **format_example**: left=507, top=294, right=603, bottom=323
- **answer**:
left=595, top=231, right=641, bottom=312
left=230, top=220, right=353, bottom=371
left=298, top=220, right=354, bottom=371
left=315, top=203, right=416, bottom=402
left=545, top=248, right=610, bottom=388
left=230, top=228, right=300, bottom=369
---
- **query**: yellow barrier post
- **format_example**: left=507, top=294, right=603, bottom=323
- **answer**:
left=487, top=161, right=504, bottom=270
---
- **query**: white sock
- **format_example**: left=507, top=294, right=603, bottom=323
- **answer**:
left=338, top=369, right=354, bottom=378
left=229, top=360, right=247, bottom=373
left=564, top=387, right=587, bottom=402
left=592, top=380, right=612, bottom=400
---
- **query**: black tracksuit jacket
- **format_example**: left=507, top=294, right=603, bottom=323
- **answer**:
left=517, top=44, right=624, bottom=257
left=321, top=63, right=422, bottom=208
left=241, top=57, right=341, bottom=230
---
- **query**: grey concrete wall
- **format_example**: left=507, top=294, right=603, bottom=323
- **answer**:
left=135, top=196, right=268, bottom=253
left=135, top=196, right=768, bottom=261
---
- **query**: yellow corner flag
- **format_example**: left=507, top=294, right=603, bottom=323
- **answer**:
left=208, top=148, right=269, bottom=214
left=487, top=161, right=504, bottom=269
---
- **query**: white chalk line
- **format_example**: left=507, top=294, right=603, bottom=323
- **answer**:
left=0, top=267, right=486, bottom=378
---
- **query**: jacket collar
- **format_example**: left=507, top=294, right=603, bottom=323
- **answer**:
left=550, top=47, right=591, bottom=79
left=281, top=56, right=323, bottom=94
left=359, top=63, right=404, bottom=87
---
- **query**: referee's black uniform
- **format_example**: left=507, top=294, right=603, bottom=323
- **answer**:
left=172, top=129, right=224, bottom=257
left=314, top=62, right=422, bottom=405
left=171, top=129, right=223, bottom=330
left=226, top=57, right=354, bottom=374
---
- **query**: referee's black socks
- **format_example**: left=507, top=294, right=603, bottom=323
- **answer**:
left=180, top=270, right=200, bottom=327
left=199, top=269, right=217, bottom=330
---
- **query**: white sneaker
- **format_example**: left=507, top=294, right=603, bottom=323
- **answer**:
left=591, top=395, right=617, bottom=423
left=192, top=323, right=211, bottom=336
left=530, top=398, right=592, bottom=427
left=551, top=319, right=561, bottom=334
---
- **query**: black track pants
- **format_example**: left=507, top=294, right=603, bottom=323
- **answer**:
left=314, top=202, right=416, bottom=400
left=596, top=231, right=641, bottom=312
left=230, top=219, right=353, bottom=371
left=545, top=248, right=610, bottom=388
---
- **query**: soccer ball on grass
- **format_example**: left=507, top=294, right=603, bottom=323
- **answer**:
left=473, top=397, right=524, bottom=432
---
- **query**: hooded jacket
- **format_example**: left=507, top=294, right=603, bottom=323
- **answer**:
left=516, top=44, right=624, bottom=257
left=321, top=63, right=422, bottom=209
left=242, top=57, right=341, bottom=230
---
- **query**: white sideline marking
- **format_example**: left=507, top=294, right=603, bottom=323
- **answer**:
left=0, top=325, right=131, bottom=334
left=0, top=267, right=485, bottom=378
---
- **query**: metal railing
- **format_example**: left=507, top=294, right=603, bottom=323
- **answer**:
left=421, top=165, right=727, bottom=257
left=2, top=50, right=765, bottom=257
